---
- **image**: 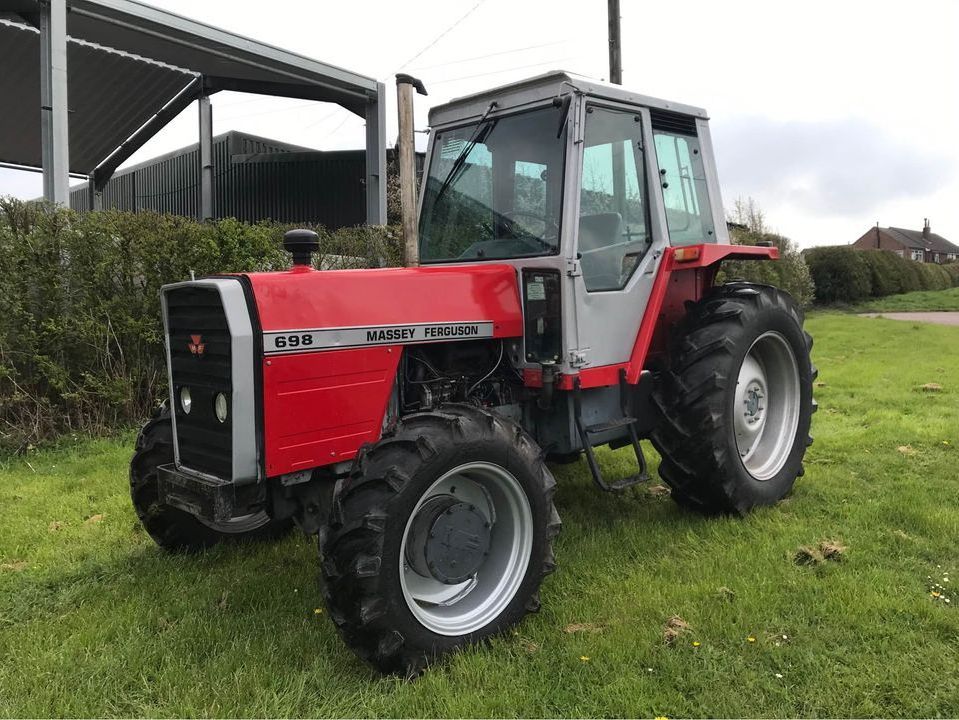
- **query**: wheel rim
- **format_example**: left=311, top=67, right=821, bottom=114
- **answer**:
left=399, top=462, right=533, bottom=636
left=734, top=331, right=801, bottom=481
left=197, top=511, right=271, bottom=534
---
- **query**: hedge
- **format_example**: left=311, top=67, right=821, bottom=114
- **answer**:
left=0, top=199, right=401, bottom=452
left=721, top=228, right=815, bottom=307
left=802, top=245, right=953, bottom=304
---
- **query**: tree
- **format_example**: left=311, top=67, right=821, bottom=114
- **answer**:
left=721, top=196, right=815, bottom=307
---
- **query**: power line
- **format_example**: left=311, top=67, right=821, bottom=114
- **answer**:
left=302, top=106, right=346, bottom=131
left=406, top=39, right=570, bottom=72
left=396, top=0, right=490, bottom=71
left=215, top=100, right=321, bottom=122
left=425, top=56, right=580, bottom=86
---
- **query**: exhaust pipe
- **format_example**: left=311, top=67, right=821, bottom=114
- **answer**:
left=395, top=74, right=427, bottom=267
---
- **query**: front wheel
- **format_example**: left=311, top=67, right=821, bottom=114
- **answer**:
left=651, top=283, right=816, bottom=514
left=130, top=407, right=291, bottom=552
left=320, top=404, right=561, bottom=675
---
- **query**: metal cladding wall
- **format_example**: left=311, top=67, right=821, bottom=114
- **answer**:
left=69, top=131, right=381, bottom=228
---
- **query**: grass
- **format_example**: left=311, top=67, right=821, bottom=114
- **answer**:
left=2, top=313, right=959, bottom=717
left=853, top=286, right=959, bottom=312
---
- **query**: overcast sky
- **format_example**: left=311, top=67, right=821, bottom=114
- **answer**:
left=2, top=0, right=956, bottom=247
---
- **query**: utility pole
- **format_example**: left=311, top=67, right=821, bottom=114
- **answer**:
left=607, top=0, right=622, bottom=85
left=395, top=74, right=427, bottom=266
left=607, top=0, right=625, bottom=216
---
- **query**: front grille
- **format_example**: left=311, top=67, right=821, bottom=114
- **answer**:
left=165, top=286, right=233, bottom=478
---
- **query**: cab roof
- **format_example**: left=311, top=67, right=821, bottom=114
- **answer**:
left=428, top=70, right=709, bottom=129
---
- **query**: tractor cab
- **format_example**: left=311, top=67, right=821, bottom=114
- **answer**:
left=418, top=71, right=728, bottom=372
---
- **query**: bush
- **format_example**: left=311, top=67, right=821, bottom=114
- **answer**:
left=944, top=262, right=959, bottom=287
left=802, top=246, right=872, bottom=304
left=0, top=199, right=401, bottom=452
left=802, top=244, right=955, bottom=305
left=915, top=262, right=952, bottom=291
left=858, top=249, right=917, bottom=296
left=721, top=228, right=815, bottom=307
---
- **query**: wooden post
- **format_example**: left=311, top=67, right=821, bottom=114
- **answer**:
left=607, top=0, right=622, bottom=85
left=395, top=74, right=427, bottom=266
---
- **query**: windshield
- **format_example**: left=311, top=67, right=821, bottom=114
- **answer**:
left=419, top=104, right=567, bottom=263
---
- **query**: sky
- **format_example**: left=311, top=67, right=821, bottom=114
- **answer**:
left=2, top=0, right=957, bottom=247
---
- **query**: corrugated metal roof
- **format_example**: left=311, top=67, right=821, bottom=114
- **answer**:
left=1, top=0, right=380, bottom=176
left=0, top=19, right=195, bottom=173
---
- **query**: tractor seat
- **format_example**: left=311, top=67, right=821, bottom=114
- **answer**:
left=579, top=212, right=623, bottom=289
left=578, top=212, right=622, bottom=252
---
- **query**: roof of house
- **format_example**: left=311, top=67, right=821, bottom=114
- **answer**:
left=883, top=226, right=959, bottom=255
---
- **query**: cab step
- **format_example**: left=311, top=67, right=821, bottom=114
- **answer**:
left=573, top=370, right=650, bottom=493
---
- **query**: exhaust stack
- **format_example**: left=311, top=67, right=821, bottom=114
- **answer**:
left=395, top=74, right=427, bottom=267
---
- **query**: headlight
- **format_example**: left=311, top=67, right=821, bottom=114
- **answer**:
left=214, top=392, right=229, bottom=423
left=179, top=386, right=192, bottom=414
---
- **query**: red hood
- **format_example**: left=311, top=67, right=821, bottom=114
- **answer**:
left=244, top=263, right=523, bottom=337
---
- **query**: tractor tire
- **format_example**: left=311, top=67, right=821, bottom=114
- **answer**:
left=650, top=282, right=816, bottom=514
left=320, top=403, right=561, bottom=676
left=130, top=406, right=291, bottom=552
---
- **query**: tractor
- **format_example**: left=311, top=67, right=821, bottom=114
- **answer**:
left=130, top=71, right=815, bottom=675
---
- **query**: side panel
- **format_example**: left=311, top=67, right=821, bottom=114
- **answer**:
left=262, top=346, right=400, bottom=476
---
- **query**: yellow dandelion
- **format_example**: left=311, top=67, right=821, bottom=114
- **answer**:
left=931, top=592, right=941, bottom=598
left=655, top=716, right=669, bottom=720
left=692, top=641, right=701, bottom=647
left=747, top=636, right=756, bottom=643
left=579, top=655, right=590, bottom=662
left=313, top=608, right=324, bottom=615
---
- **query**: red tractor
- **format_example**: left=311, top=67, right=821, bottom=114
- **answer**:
left=131, top=72, right=815, bottom=675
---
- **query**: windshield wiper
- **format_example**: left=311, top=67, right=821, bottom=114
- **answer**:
left=430, top=101, right=498, bottom=209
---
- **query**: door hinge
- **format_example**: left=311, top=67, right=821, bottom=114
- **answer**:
left=566, top=259, right=581, bottom=277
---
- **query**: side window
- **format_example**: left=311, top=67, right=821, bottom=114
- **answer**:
left=653, top=130, right=715, bottom=246
left=578, top=106, right=650, bottom=292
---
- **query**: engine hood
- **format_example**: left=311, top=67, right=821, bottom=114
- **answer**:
left=244, top=263, right=524, bottom=344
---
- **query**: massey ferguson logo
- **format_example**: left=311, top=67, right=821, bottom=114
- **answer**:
left=188, top=334, right=206, bottom=357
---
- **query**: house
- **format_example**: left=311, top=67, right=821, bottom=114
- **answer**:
left=852, top=219, right=959, bottom=264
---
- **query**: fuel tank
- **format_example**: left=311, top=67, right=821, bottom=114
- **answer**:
left=243, top=264, right=523, bottom=476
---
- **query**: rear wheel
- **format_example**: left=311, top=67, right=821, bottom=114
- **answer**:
left=651, top=283, right=816, bottom=514
left=320, top=404, right=561, bottom=676
left=130, top=407, right=291, bottom=552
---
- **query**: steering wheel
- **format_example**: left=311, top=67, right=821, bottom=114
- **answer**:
left=501, top=210, right=559, bottom=248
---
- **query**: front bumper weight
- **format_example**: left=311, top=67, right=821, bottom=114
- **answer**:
left=157, top=463, right=236, bottom=524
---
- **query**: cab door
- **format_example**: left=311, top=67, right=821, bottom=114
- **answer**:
left=566, top=102, right=668, bottom=371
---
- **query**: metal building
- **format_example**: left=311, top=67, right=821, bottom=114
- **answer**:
left=67, top=131, right=390, bottom=227
left=0, top=0, right=387, bottom=224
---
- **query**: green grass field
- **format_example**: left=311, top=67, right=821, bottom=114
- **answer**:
left=854, top=286, right=959, bottom=312
left=2, top=313, right=958, bottom=718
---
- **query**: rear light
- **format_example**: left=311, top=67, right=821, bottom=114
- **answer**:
left=674, top=247, right=701, bottom=263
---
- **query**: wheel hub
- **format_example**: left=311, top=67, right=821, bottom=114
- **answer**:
left=743, top=382, right=765, bottom=425
left=733, top=331, right=802, bottom=480
left=406, top=495, right=491, bottom=584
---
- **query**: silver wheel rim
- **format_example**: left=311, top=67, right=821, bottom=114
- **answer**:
left=399, top=462, right=533, bottom=636
left=734, top=331, right=801, bottom=481
left=197, top=511, right=271, bottom=534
